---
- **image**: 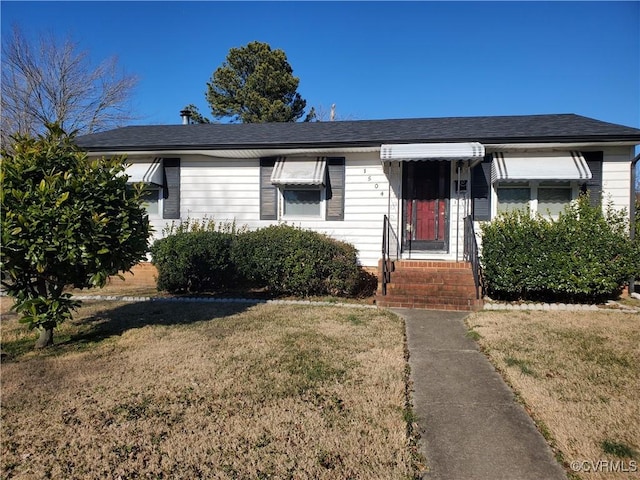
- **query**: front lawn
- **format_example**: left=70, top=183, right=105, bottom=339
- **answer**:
left=466, top=310, right=640, bottom=479
left=1, top=300, right=416, bottom=479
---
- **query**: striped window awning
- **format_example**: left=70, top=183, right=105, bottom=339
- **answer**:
left=491, top=151, right=592, bottom=183
left=270, top=157, right=327, bottom=186
left=125, top=158, right=164, bottom=185
left=380, top=142, right=485, bottom=161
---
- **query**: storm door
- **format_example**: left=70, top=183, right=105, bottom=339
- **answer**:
left=402, top=161, right=450, bottom=252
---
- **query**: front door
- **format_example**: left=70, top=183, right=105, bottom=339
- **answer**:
left=402, top=161, right=450, bottom=251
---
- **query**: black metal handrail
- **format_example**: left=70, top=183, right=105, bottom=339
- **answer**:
left=382, top=215, right=390, bottom=295
left=463, top=215, right=484, bottom=299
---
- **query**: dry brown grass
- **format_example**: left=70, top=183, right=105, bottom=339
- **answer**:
left=466, top=310, right=640, bottom=479
left=1, top=301, right=415, bottom=479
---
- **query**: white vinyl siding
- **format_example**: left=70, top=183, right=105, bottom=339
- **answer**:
left=181, top=158, right=260, bottom=220
left=601, top=148, right=633, bottom=212
left=105, top=146, right=634, bottom=267
left=166, top=153, right=390, bottom=266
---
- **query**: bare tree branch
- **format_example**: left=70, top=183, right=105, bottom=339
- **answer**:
left=1, top=26, right=138, bottom=147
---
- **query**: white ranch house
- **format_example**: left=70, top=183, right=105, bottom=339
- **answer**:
left=77, top=114, right=640, bottom=309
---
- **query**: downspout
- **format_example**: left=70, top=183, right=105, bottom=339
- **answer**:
left=630, top=152, right=640, bottom=294
left=455, top=160, right=462, bottom=261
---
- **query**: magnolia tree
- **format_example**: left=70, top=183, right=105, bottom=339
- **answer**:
left=1, top=125, right=150, bottom=348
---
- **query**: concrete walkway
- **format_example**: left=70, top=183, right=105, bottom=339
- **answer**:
left=393, top=308, right=567, bottom=480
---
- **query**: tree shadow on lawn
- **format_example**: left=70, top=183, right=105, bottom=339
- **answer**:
left=3, top=300, right=253, bottom=359
left=64, top=300, right=254, bottom=345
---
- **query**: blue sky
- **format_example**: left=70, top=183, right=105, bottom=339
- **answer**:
left=1, top=1, right=639, bottom=130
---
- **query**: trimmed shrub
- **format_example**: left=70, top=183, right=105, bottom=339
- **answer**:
left=481, top=195, right=639, bottom=303
left=150, top=231, right=235, bottom=293
left=231, top=224, right=361, bottom=297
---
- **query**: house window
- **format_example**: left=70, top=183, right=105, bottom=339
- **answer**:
left=537, top=182, right=572, bottom=216
left=283, top=188, right=322, bottom=217
left=496, top=181, right=575, bottom=217
left=496, top=183, right=530, bottom=214
left=124, top=157, right=180, bottom=219
left=260, top=156, right=345, bottom=221
left=140, top=185, right=161, bottom=216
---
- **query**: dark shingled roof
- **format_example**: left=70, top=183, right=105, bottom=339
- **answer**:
left=76, top=114, right=640, bottom=151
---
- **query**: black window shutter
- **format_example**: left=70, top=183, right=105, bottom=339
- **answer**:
left=326, top=157, right=345, bottom=221
left=162, top=158, right=180, bottom=219
left=581, top=151, right=603, bottom=208
left=472, top=155, right=492, bottom=221
left=260, top=157, right=278, bottom=220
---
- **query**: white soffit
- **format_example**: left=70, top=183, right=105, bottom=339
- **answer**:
left=491, top=151, right=592, bottom=182
left=125, top=158, right=163, bottom=185
left=380, top=142, right=485, bottom=161
left=270, top=157, right=327, bottom=186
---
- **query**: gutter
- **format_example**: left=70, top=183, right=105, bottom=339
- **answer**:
left=630, top=152, right=640, bottom=293
left=83, top=146, right=381, bottom=159
left=75, top=135, right=640, bottom=154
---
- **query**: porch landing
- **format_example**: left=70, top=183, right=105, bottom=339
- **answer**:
left=375, top=260, right=483, bottom=311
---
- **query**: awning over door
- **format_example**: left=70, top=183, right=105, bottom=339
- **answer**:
left=491, top=151, right=592, bottom=182
left=125, top=158, right=164, bottom=185
left=270, top=157, right=327, bottom=185
left=380, top=142, right=485, bottom=161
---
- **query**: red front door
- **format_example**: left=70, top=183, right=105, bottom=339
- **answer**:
left=403, top=161, right=450, bottom=251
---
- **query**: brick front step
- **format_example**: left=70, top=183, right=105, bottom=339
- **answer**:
left=393, top=260, right=472, bottom=269
left=384, top=273, right=477, bottom=286
left=383, top=284, right=478, bottom=297
left=378, top=293, right=479, bottom=305
left=376, top=259, right=482, bottom=311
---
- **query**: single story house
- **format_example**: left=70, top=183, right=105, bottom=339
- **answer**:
left=76, top=113, right=640, bottom=309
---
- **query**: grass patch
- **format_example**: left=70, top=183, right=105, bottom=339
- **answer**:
left=1, top=300, right=415, bottom=479
left=466, top=310, right=640, bottom=479
left=345, top=313, right=366, bottom=326
left=601, top=440, right=638, bottom=459
left=465, top=328, right=482, bottom=341
left=504, top=356, right=536, bottom=377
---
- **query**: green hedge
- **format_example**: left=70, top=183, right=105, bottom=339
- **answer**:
left=231, top=224, right=361, bottom=297
left=150, top=224, right=369, bottom=297
left=150, top=231, right=235, bottom=293
left=481, top=195, right=639, bottom=303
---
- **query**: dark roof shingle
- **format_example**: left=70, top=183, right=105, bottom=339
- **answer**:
left=76, top=114, right=640, bottom=151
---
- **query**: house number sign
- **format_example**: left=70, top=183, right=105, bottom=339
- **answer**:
left=364, top=169, right=384, bottom=196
